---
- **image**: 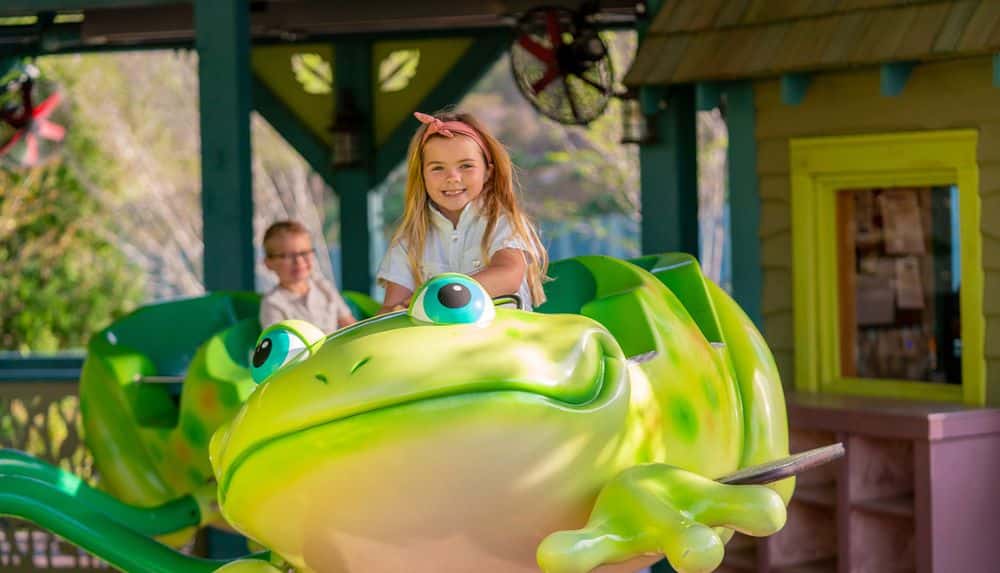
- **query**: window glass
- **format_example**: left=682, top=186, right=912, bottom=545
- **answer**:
left=838, top=186, right=961, bottom=384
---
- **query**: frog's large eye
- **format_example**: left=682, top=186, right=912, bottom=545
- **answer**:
left=409, top=273, right=495, bottom=326
left=250, top=320, right=325, bottom=384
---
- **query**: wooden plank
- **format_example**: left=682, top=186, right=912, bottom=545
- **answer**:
left=775, top=20, right=825, bottom=71
left=648, top=0, right=680, bottom=34
left=933, top=0, right=980, bottom=54
left=988, top=359, right=1000, bottom=404
left=984, top=271, right=1000, bottom=315
left=958, top=0, right=1000, bottom=53
left=757, top=144, right=791, bottom=178
left=753, top=77, right=784, bottom=109
left=785, top=16, right=840, bottom=71
left=976, top=123, right=1000, bottom=162
left=762, top=267, right=794, bottom=314
left=718, top=28, right=760, bottom=78
left=687, top=0, right=727, bottom=31
left=759, top=174, right=791, bottom=200
left=714, top=0, right=751, bottom=28
left=984, top=235, right=1000, bottom=270
left=977, top=161, right=1000, bottom=193
left=760, top=199, right=791, bottom=237
left=762, top=231, right=792, bottom=267
left=743, top=0, right=800, bottom=25
left=983, top=194, right=1000, bottom=239
left=986, top=315, right=1000, bottom=357
left=755, top=59, right=1000, bottom=139
left=744, top=24, right=792, bottom=75
left=663, top=0, right=703, bottom=33
left=674, top=32, right=726, bottom=81
left=856, top=7, right=917, bottom=63
left=1, top=0, right=172, bottom=15
left=821, top=11, right=871, bottom=66
left=895, top=3, right=952, bottom=60
left=764, top=311, right=796, bottom=351
left=840, top=0, right=907, bottom=10
left=636, top=34, right=690, bottom=86
left=625, top=35, right=668, bottom=85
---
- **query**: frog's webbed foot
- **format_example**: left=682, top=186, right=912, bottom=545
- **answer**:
left=537, top=463, right=786, bottom=573
left=214, top=559, right=285, bottom=572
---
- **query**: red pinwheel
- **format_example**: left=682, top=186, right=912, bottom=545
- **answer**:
left=0, top=78, right=65, bottom=168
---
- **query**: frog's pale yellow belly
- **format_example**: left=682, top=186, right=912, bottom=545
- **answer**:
left=222, top=393, right=633, bottom=573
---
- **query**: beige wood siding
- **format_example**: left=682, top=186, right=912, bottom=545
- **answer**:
left=754, top=56, right=1000, bottom=403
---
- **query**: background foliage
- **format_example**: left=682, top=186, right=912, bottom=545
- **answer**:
left=1, top=31, right=727, bottom=353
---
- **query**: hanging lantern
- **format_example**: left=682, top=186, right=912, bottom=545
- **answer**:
left=329, top=89, right=364, bottom=168
left=618, top=88, right=653, bottom=145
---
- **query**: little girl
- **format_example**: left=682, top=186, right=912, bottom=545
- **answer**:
left=377, top=110, right=547, bottom=312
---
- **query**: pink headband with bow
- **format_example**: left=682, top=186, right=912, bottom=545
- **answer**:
left=414, top=112, right=493, bottom=165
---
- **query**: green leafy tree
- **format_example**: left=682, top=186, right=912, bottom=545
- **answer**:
left=0, top=149, right=144, bottom=353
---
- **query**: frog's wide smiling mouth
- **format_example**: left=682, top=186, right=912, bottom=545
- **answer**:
left=216, top=327, right=626, bottom=502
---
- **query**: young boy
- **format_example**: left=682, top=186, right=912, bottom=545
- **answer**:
left=260, top=221, right=356, bottom=332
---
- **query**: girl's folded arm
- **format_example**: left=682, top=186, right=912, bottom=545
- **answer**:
left=471, top=248, right=527, bottom=298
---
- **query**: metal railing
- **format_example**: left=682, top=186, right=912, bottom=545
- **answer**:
left=0, top=380, right=108, bottom=571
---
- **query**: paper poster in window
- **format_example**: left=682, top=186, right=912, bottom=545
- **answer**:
left=895, top=256, right=925, bottom=310
left=878, top=189, right=925, bottom=255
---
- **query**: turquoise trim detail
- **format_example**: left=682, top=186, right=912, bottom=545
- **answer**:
left=780, top=73, right=810, bottom=105
left=881, top=62, right=914, bottom=97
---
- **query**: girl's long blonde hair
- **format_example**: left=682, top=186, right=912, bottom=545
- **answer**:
left=389, top=110, right=548, bottom=305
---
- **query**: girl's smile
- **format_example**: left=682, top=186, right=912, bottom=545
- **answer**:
left=422, top=135, right=492, bottom=226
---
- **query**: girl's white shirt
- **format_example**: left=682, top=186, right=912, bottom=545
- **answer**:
left=377, top=201, right=535, bottom=309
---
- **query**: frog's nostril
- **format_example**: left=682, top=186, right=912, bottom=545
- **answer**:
left=350, top=356, right=372, bottom=375
left=315, top=373, right=328, bottom=384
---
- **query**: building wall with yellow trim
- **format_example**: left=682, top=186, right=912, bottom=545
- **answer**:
left=753, top=55, right=1000, bottom=405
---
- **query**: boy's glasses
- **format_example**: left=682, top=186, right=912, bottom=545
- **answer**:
left=267, top=250, right=314, bottom=262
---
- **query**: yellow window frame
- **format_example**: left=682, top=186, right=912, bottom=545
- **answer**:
left=790, top=130, right=984, bottom=405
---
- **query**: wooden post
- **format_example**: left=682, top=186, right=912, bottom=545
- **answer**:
left=195, top=0, right=253, bottom=292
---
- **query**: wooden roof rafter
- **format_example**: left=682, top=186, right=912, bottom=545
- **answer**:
left=0, top=0, right=639, bottom=56
left=626, top=0, right=1000, bottom=86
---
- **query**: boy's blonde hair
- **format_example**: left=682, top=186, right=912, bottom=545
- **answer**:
left=263, top=220, right=310, bottom=256
left=390, top=110, right=548, bottom=305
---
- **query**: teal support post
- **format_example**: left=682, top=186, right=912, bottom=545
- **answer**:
left=639, top=84, right=699, bottom=256
left=696, top=82, right=721, bottom=112
left=195, top=0, right=253, bottom=291
left=334, top=40, right=375, bottom=294
left=724, top=82, right=762, bottom=327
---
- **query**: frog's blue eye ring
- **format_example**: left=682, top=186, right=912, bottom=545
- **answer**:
left=410, top=273, right=495, bottom=326
left=250, top=320, right=325, bottom=384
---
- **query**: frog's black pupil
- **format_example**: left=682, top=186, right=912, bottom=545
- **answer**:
left=438, top=283, right=471, bottom=308
left=252, top=338, right=272, bottom=368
